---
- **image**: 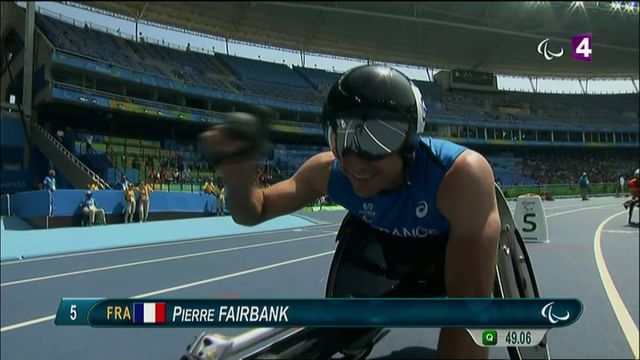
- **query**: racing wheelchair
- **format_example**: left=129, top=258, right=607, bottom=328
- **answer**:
left=180, top=185, right=550, bottom=360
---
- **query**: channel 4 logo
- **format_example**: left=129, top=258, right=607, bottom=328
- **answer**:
left=536, top=33, right=592, bottom=62
left=571, top=33, right=592, bottom=62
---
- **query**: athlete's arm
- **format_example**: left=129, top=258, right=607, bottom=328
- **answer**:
left=436, top=150, right=501, bottom=359
left=217, top=151, right=334, bottom=226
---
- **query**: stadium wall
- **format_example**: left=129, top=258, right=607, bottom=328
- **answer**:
left=6, top=189, right=222, bottom=229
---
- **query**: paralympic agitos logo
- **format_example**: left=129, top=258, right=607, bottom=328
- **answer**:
left=537, top=33, right=593, bottom=62
left=541, top=301, right=571, bottom=324
left=537, top=38, right=564, bottom=60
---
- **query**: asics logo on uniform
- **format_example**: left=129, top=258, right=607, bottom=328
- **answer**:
left=415, top=201, right=428, bottom=218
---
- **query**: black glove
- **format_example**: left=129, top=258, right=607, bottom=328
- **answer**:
left=200, top=109, right=272, bottom=168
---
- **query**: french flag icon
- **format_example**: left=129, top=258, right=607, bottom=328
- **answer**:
left=134, top=302, right=166, bottom=324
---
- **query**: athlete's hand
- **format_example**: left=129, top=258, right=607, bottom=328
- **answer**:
left=198, top=110, right=272, bottom=169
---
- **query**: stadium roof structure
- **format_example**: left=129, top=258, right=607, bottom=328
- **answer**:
left=69, top=1, right=639, bottom=79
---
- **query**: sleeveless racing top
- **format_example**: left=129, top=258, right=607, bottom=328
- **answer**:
left=327, top=137, right=466, bottom=238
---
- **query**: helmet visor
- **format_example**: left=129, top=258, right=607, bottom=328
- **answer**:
left=328, top=117, right=409, bottom=160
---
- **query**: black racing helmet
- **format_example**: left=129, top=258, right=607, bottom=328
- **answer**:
left=322, top=65, right=426, bottom=160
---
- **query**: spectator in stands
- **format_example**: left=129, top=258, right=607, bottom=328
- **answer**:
left=315, top=195, right=326, bottom=211
left=119, top=174, right=130, bottom=191
left=159, top=169, right=167, bottom=185
left=85, top=133, right=95, bottom=154
left=203, top=178, right=216, bottom=215
left=124, top=183, right=136, bottom=223
left=616, top=173, right=625, bottom=198
left=173, top=168, right=182, bottom=184
left=579, top=172, right=590, bottom=200
left=215, top=179, right=225, bottom=216
left=183, top=166, right=191, bottom=183
left=154, top=169, right=161, bottom=185
left=88, top=177, right=100, bottom=191
left=56, top=129, right=64, bottom=143
left=43, top=170, right=56, bottom=192
left=624, top=169, right=640, bottom=225
left=203, top=178, right=215, bottom=194
left=149, top=169, right=158, bottom=185
left=137, top=181, right=153, bottom=223
left=536, top=155, right=637, bottom=186
left=80, top=191, right=106, bottom=226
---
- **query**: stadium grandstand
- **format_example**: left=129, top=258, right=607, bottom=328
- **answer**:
left=2, top=2, right=640, bottom=360
left=1, top=1, right=638, bottom=196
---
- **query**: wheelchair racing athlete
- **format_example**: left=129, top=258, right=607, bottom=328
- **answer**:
left=198, top=65, right=501, bottom=359
left=623, top=169, right=640, bottom=225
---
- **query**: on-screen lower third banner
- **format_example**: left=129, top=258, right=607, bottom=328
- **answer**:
left=54, top=298, right=582, bottom=328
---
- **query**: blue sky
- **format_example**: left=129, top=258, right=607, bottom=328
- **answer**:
left=26, top=2, right=640, bottom=94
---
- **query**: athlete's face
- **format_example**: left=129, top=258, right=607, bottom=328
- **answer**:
left=340, top=151, right=404, bottom=198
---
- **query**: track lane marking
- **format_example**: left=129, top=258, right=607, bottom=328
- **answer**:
left=2, top=201, right=619, bottom=265
left=0, top=223, right=340, bottom=265
left=545, top=203, right=602, bottom=211
left=1, top=232, right=336, bottom=287
left=546, top=204, right=618, bottom=218
left=0, top=250, right=335, bottom=333
left=0, top=315, right=56, bottom=333
left=602, top=230, right=639, bottom=234
left=593, top=211, right=639, bottom=359
left=131, top=251, right=335, bottom=298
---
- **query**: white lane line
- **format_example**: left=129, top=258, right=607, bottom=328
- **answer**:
left=544, top=203, right=600, bottom=211
left=602, top=230, right=639, bottom=234
left=509, top=202, right=618, bottom=213
left=0, top=223, right=341, bottom=266
left=1, top=232, right=336, bottom=287
left=131, top=251, right=334, bottom=298
left=546, top=205, right=618, bottom=218
left=594, top=211, right=639, bottom=359
left=0, top=251, right=335, bottom=333
left=0, top=315, right=56, bottom=333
